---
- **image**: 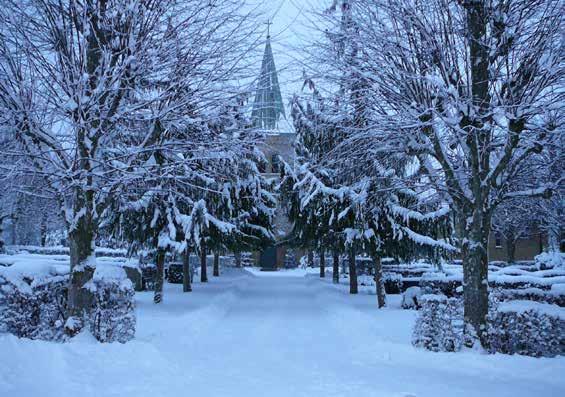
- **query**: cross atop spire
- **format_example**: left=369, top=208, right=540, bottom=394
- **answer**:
left=251, top=27, right=285, bottom=130
left=265, top=19, right=272, bottom=38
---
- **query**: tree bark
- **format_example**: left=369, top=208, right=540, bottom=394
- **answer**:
left=67, top=198, right=97, bottom=320
left=372, top=254, right=386, bottom=308
left=200, top=241, right=208, bottom=283
left=348, top=247, right=358, bottom=294
left=307, top=250, right=314, bottom=267
left=319, top=249, right=326, bottom=278
left=40, top=214, right=47, bottom=247
left=213, top=252, right=220, bottom=277
left=182, top=246, right=192, bottom=292
left=234, top=251, right=242, bottom=268
left=154, top=248, right=165, bottom=304
left=462, top=218, right=491, bottom=348
left=332, top=250, right=339, bottom=284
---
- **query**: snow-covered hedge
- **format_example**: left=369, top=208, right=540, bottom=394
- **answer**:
left=88, top=267, right=136, bottom=343
left=412, top=293, right=564, bottom=357
left=412, top=294, right=463, bottom=352
left=140, top=263, right=158, bottom=290
left=401, top=286, right=423, bottom=310
left=0, top=259, right=136, bottom=343
left=6, top=245, right=128, bottom=258
left=167, top=262, right=183, bottom=284
left=535, top=252, right=564, bottom=270
left=0, top=272, right=68, bottom=340
left=488, top=300, right=564, bottom=357
left=493, top=287, right=565, bottom=307
left=383, top=272, right=403, bottom=294
left=419, top=274, right=461, bottom=297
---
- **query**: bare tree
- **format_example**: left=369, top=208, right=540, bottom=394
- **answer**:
left=331, top=0, right=563, bottom=346
left=0, top=0, right=261, bottom=324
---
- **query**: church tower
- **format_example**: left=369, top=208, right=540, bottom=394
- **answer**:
left=252, top=26, right=297, bottom=270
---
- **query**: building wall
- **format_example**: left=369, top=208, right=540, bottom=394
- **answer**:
left=259, top=132, right=296, bottom=173
left=487, top=233, right=544, bottom=262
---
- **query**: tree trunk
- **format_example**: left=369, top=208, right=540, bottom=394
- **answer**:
left=348, top=247, right=358, bottom=294
left=332, top=250, right=339, bottom=284
left=372, top=254, right=386, bottom=308
left=200, top=241, right=208, bottom=283
left=213, top=252, right=220, bottom=277
left=154, top=248, right=165, bottom=303
left=548, top=227, right=560, bottom=252
left=40, top=214, right=47, bottom=247
left=182, top=246, right=192, bottom=292
left=462, top=220, right=490, bottom=348
left=234, top=251, right=242, bottom=268
left=10, top=214, right=17, bottom=245
left=319, top=249, right=325, bottom=278
left=307, top=250, right=314, bottom=267
left=67, top=202, right=97, bottom=321
left=506, top=238, right=516, bottom=264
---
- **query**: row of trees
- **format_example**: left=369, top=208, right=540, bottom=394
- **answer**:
left=0, top=0, right=275, bottom=330
left=281, top=0, right=562, bottom=348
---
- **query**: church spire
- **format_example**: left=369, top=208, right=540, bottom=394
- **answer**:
left=252, top=23, right=285, bottom=130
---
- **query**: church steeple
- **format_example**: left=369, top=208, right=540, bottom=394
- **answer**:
left=251, top=24, right=285, bottom=130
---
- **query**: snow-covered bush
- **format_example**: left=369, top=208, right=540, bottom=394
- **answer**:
left=0, top=259, right=136, bottom=343
left=419, top=274, right=461, bottom=297
left=167, top=262, right=183, bottom=284
left=488, top=300, right=564, bottom=357
left=0, top=274, right=67, bottom=340
left=140, top=263, right=158, bottom=290
left=88, top=269, right=136, bottom=343
left=412, top=294, right=463, bottom=352
left=383, top=272, right=403, bottom=294
left=493, top=287, right=565, bottom=307
left=401, top=286, right=422, bottom=310
left=535, top=252, right=564, bottom=270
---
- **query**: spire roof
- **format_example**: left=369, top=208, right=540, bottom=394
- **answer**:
left=251, top=33, right=285, bottom=130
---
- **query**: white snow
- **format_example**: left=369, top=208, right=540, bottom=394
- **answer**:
left=1, top=268, right=564, bottom=397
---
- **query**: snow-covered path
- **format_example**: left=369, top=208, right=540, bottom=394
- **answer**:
left=1, top=268, right=564, bottom=397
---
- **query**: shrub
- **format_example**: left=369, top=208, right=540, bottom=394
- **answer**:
left=0, top=263, right=136, bottom=343
left=488, top=300, right=564, bottom=357
left=412, top=294, right=463, bottom=352
left=383, top=272, right=403, bottom=294
left=167, top=262, right=183, bottom=284
left=140, top=263, right=158, bottom=290
left=401, top=286, right=423, bottom=310
left=0, top=275, right=67, bottom=341
left=419, top=274, right=461, bottom=297
left=89, top=276, right=136, bottom=343
left=493, top=287, right=565, bottom=307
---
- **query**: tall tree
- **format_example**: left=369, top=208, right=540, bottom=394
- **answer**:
left=331, top=0, right=563, bottom=345
left=0, top=0, right=261, bottom=322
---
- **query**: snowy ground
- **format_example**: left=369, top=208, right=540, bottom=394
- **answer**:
left=1, top=267, right=564, bottom=397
